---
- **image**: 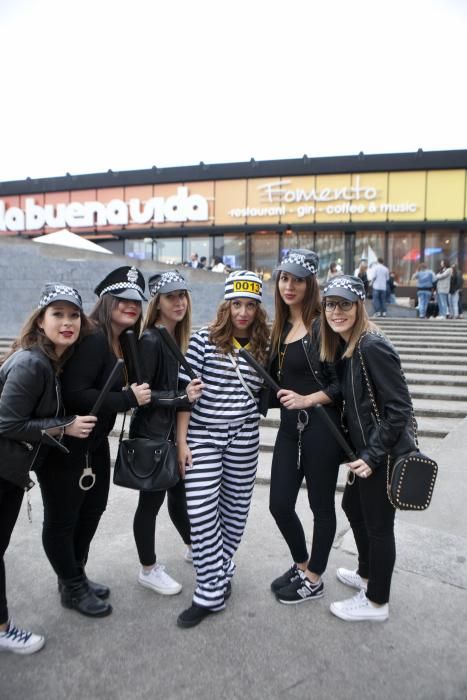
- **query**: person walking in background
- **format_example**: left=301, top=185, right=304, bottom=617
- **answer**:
left=386, top=271, right=397, bottom=304
left=131, top=271, right=203, bottom=596
left=371, top=257, right=389, bottom=317
left=356, top=260, right=369, bottom=297
left=176, top=271, right=269, bottom=628
left=412, top=263, right=436, bottom=319
left=435, top=259, right=452, bottom=319
left=0, top=284, right=97, bottom=654
left=36, top=267, right=151, bottom=619
left=321, top=275, right=416, bottom=622
left=448, top=263, right=463, bottom=319
left=266, top=250, right=343, bottom=606
left=326, top=262, right=340, bottom=281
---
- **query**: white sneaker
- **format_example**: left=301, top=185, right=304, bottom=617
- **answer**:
left=330, top=589, right=389, bottom=622
left=336, top=567, right=368, bottom=592
left=0, top=620, right=45, bottom=655
left=184, top=546, right=193, bottom=563
left=138, top=564, right=182, bottom=595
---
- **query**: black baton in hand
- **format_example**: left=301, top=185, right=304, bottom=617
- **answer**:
left=155, top=325, right=197, bottom=380
left=314, top=404, right=357, bottom=461
left=238, top=348, right=281, bottom=394
left=90, top=359, right=125, bottom=416
left=122, top=329, right=143, bottom=384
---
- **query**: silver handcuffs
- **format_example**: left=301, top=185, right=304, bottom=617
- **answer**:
left=79, top=453, right=96, bottom=491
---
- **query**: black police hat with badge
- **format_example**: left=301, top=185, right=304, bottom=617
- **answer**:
left=94, top=266, right=147, bottom=302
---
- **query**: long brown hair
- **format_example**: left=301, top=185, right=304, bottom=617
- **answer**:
left=142, top=291, right=192, bottom=353
left=209, top=300, right=269, bottom=365
left=89, top=295, right=143, bottom=350
left=270, top=273, right=321, bottom=352
left=0, top=306, right=92, bottom=370
left=320, top=299, right=378, bottom=361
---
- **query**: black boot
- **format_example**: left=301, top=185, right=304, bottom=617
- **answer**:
left=58, top=570, right=110, bottom=600
left=60, top=576, right=112, bottom=617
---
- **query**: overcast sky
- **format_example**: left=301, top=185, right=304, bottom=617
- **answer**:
left=1, top=0, right=466, bottom=182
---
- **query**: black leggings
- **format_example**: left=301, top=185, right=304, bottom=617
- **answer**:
left=36, top=440, right=111, bottom=581
left=0, top=477, right=24, bottom=624
left=269, top=406, right=343, bottom=575
left=133, top=479, right=191, bottom=566
left=342, top=464, right=396, bottom=604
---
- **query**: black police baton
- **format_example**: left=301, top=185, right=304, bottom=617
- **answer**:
left=155, top=325, right=197, bottom=380
left=122, top=329, right=143, bottom=384
left=90, top=358, right=125, bottom=416
left=238, top=348, right=280, bottom=394
left=314, top=404, right=357, bottom=462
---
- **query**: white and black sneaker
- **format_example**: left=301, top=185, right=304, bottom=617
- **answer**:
left=0, top=620, right=45, bottom=655
left=270, top=564, right=301, bottom=594
left=276, top=570, right=324, bottom=604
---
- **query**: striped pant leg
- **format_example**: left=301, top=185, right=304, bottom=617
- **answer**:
left=185, top=429, right=226, bottom=611
left=219, top=420, right=259, bottom=580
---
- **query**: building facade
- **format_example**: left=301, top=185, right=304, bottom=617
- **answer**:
left=1, top=149, right=466, bottom=294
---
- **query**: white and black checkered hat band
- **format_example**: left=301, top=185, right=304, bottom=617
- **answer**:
left=149, top=272, right=188, bottom=296
left=38, top=285, right=83, bottom=309
left=282, top=253, right=317, bottom=275
left=224, top=271, right=262, bottom=302
left=98, top=282, right=145, bottom=298
left=323, top=276, right=366, bottom=300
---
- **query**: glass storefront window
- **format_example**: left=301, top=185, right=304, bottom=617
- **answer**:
left=184, top=237, right=210, bottom=267
left=153, top=238, right=182, bottom=265
left=424, top=231, right=459, bottom=276
left=250, top=232, right=279, bottom=281
left=355, top=232, right=385, bottom=275
left=387, top=232, right=421, bottom=284
left=315, top=232, right=345, bottom=283
left=124, top=238, right=154, bottom=260
left=213, top=234, right=246, bottom=271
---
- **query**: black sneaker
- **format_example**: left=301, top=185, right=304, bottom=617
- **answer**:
left=270, top=564, right=300, bottom=594
left=177, top=604, right=215, bottom=629
left=276, top=571, right=324, bottom=604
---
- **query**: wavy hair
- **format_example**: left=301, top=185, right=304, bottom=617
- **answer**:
left=0, top=306, right=92, bottom=370
left=142, top=291, right=192, bottom=353
left=89, top=295, right=143, bottom=351
left=270, top=273, right=321, bottom=352
left=209, top=300, right=269, bottom=365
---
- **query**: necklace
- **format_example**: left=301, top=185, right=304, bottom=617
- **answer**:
left=277, top=321, right=304, bottom=381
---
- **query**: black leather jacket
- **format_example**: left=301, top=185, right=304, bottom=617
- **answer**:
left=339, top=330, right=417, bottom=471
left=129, top=327, right=191, bottom=440
left=0, top=348, right=75, bottom=488
left=261, top=317, right=341, bottom=413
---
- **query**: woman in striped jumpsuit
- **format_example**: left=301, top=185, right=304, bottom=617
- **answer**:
left=176, top=271, right=269, bottom=628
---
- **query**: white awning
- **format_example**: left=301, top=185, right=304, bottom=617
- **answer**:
left=32, top=229, right=113, bottom=254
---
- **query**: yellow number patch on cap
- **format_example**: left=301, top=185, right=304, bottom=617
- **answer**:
left=233, top=280, right=260, bottom=294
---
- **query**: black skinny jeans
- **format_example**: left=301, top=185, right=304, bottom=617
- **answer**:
left=36, top=440, right=111, bottom=582
left=342, top=463, right=396, bottom=604
left=133, top=479, right=191, bottom=566
left=269, top=406, right=342, bottom=575
left=0, top=477, right=24, bottom=624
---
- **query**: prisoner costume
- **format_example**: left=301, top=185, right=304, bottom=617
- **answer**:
left=180, top=328, right=263, bottom=610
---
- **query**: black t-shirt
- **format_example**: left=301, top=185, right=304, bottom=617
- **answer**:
left=276, top=338, right=321, bottom=395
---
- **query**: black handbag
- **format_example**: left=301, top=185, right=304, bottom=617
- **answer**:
left=113, top=414, right=179, bottom=492
left=358, top=336, right=438, bottom=511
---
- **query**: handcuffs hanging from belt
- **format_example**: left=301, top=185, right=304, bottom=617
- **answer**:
left=296, top=409, right=309, bottom=469
left=79, top=451, right=96, bottom=491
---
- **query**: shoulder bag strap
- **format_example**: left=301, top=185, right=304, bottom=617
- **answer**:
left=228, top=352, right=256, bottom=402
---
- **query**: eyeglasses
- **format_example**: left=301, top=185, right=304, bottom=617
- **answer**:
left=323, top=300, right=354, bottom=312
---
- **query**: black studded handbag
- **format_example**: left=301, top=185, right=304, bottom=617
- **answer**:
left=358, top=338, right=438, bottom=511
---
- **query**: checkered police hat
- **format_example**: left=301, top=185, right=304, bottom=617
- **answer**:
left=224, top=270, right=262, bottom=302
left=94, top=266, right=147, bottom=302
left=38, top=284, right=83, bottom=310
left=148, top=271, right=190, bottom=297
left=274, top=249, right=319, bottom=278
left=323, top=275, right=366, bottom=302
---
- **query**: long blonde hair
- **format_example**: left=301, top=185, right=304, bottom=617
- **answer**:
left=209, top=300, right=269, bottom=365
left=320, top=300, right=378, bottom=360
left=270, top=273, right=321, bottom=352
left=142, top=291, right=192, bottom=353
